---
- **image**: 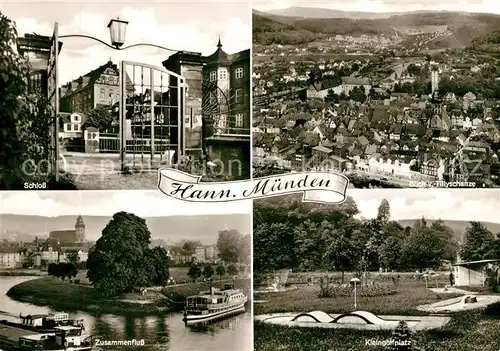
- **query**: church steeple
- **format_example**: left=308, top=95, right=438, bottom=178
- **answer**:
left=217, top=37, right=222, bottom=49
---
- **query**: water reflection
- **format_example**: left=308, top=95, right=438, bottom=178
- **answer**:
left=0, top=277, right=252, bottom=351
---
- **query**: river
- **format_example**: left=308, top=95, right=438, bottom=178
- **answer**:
left=0, top=276, right=252, bottom=351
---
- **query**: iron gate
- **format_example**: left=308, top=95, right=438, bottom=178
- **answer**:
left=117, top=61, right=186, bottom=169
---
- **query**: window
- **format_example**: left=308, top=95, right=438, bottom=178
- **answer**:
left=209, top=93, right=216, bottom=106
left=218, top=68, right=228, bottom=80
left=235, top=88, right=243, bottom=103
left=218, top=114, right=227, bottom=128
left=100, top=88, right=105, bottom=99
left=209, top=70, right=216, bottom=82
left=235, top=67, right=243, bottom=79
left=235, top=113, right=244, bottom=128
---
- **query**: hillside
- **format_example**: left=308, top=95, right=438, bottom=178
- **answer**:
left=266, top=6, right=397, bottom=19
left=253, top=9, right=500, bottom=47
left=0, top=214, right=250, bottom=244
left=396, top=219, right=500, bottom=242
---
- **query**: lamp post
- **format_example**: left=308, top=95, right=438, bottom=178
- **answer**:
left=350, top=277, right=360, bottom=310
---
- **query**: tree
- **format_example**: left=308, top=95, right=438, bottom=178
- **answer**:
left=429, top=220, right=458, bottom=261
left=402, top=223, right=448, bottom=271
left=215, top=264, right=226, bottom=281
left=323, top=218, right=365, bottom=283
left=82, top=105, right=114, bottom=132
left=145, top=246, right=170, bottom=287
left=203, top=264, right=214, bottom=279
left=188, top=265, right=202, bottom=282
left=460, top=222, right=498, bottom=261
left=379, top=236, right=403, bottom=270
left=217, top=229, right=243, bottom=263
left=227, top=264, right=239, bottom=277
left=22, top=255, right=34, bottom=269
left=238, top=234, right=251, bottom=265
left=86, top=212, right=156, bottom=297
left=0, top=13, right=63, bottom=189
left=377, top=199, right=391, bottom=224
left=66, top=251, right=79, bottom=266
left=180, top=240, right=200, bottom=257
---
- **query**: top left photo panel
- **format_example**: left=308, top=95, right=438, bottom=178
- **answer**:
left=0, top=0, right=252, bottom=190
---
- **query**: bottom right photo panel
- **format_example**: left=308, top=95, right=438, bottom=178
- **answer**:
left=253, top=189, right=500, bottom=351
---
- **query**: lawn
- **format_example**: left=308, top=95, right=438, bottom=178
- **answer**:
left=74, top=267, right=235, bottom=286
left=254, top=277, right=457, bottom=316
left=254, top=275, right=500, bottom=351
left=254, top=311, right=500, bottom=351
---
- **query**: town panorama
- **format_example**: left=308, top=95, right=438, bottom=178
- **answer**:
left=252, top=8, right=500, bottom=188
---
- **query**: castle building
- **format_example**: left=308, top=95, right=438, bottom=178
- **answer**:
left=59, top=60, right=134, bottom=114
left=49, top=215, right=86, bottom=244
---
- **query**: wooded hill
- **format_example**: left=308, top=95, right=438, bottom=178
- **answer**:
left=253, top=8, right=500, bottom=48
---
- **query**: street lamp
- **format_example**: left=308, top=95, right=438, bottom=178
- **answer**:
left=107, top=18, right=128, bottom=49
left=58, top=18, right=178, bottom=52
left=350, top=277, right=360, bottom=310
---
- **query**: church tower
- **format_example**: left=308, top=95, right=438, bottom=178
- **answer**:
left=75, top=215, right=85, bottom=243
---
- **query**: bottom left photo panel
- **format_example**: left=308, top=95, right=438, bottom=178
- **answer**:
left=0, top=191, right=252, bottom=351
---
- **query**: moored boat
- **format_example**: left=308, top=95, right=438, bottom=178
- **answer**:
left=0, top=313, right=85, bottom=333
left=18, top=325, right=94, bottom=350
left=183, top=284, right=248, bottom=325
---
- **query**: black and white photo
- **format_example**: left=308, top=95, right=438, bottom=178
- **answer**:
left=0, top=0, right=251, bottom=190
left=252, top=0, right=500, bottom=188
left=253, top=188, right=500, bottom=350
left=0, top=190, right=252, bottom=350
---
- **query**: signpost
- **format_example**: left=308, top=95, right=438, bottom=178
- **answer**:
left=47, top=23, right=60, bottom=180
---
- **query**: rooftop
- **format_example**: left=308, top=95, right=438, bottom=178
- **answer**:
left=452, top=259, right=500, bottom=266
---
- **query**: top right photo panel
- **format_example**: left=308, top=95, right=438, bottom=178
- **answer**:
left=252, top=0, right=500, bottom=188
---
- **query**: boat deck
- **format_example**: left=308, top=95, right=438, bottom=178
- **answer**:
left=0, top=324, right=39, bottom=342
left=0, top=323, right=40, bottom=350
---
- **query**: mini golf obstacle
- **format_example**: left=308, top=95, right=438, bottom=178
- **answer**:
left=417, top=294, right=500, bottom=313
left=254, top=310, right=450, bottom=331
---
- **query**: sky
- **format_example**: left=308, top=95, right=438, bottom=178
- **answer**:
left=0, top=0, right=251, bottom=85
left=254, top=0, right=500, bottom=14
left=0, top=190, right=252, bottom=217
left=349, top=189, right=500, bottom=224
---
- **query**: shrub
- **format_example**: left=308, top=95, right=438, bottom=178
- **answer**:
left=484, top=301, right=500, bottom=318
left=318, top=276, right=396, bottom=298
left=386, top=320, right=412, bottom=351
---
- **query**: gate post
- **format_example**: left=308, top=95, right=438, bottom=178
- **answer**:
left=119, top=60, right=126, bottom=171
left=150, top=68, right=155, bottom=163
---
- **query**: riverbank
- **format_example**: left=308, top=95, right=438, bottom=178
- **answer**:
left=0, top=269, right=47, bottom=277
left=7, top=277, right=251, bottom=316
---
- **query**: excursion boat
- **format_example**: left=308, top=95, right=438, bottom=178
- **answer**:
left=0, top=313, right=85, bottom=333
left=183, top=284, right=248, bottom=325
left=18, top=325, right=94, bottom=350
